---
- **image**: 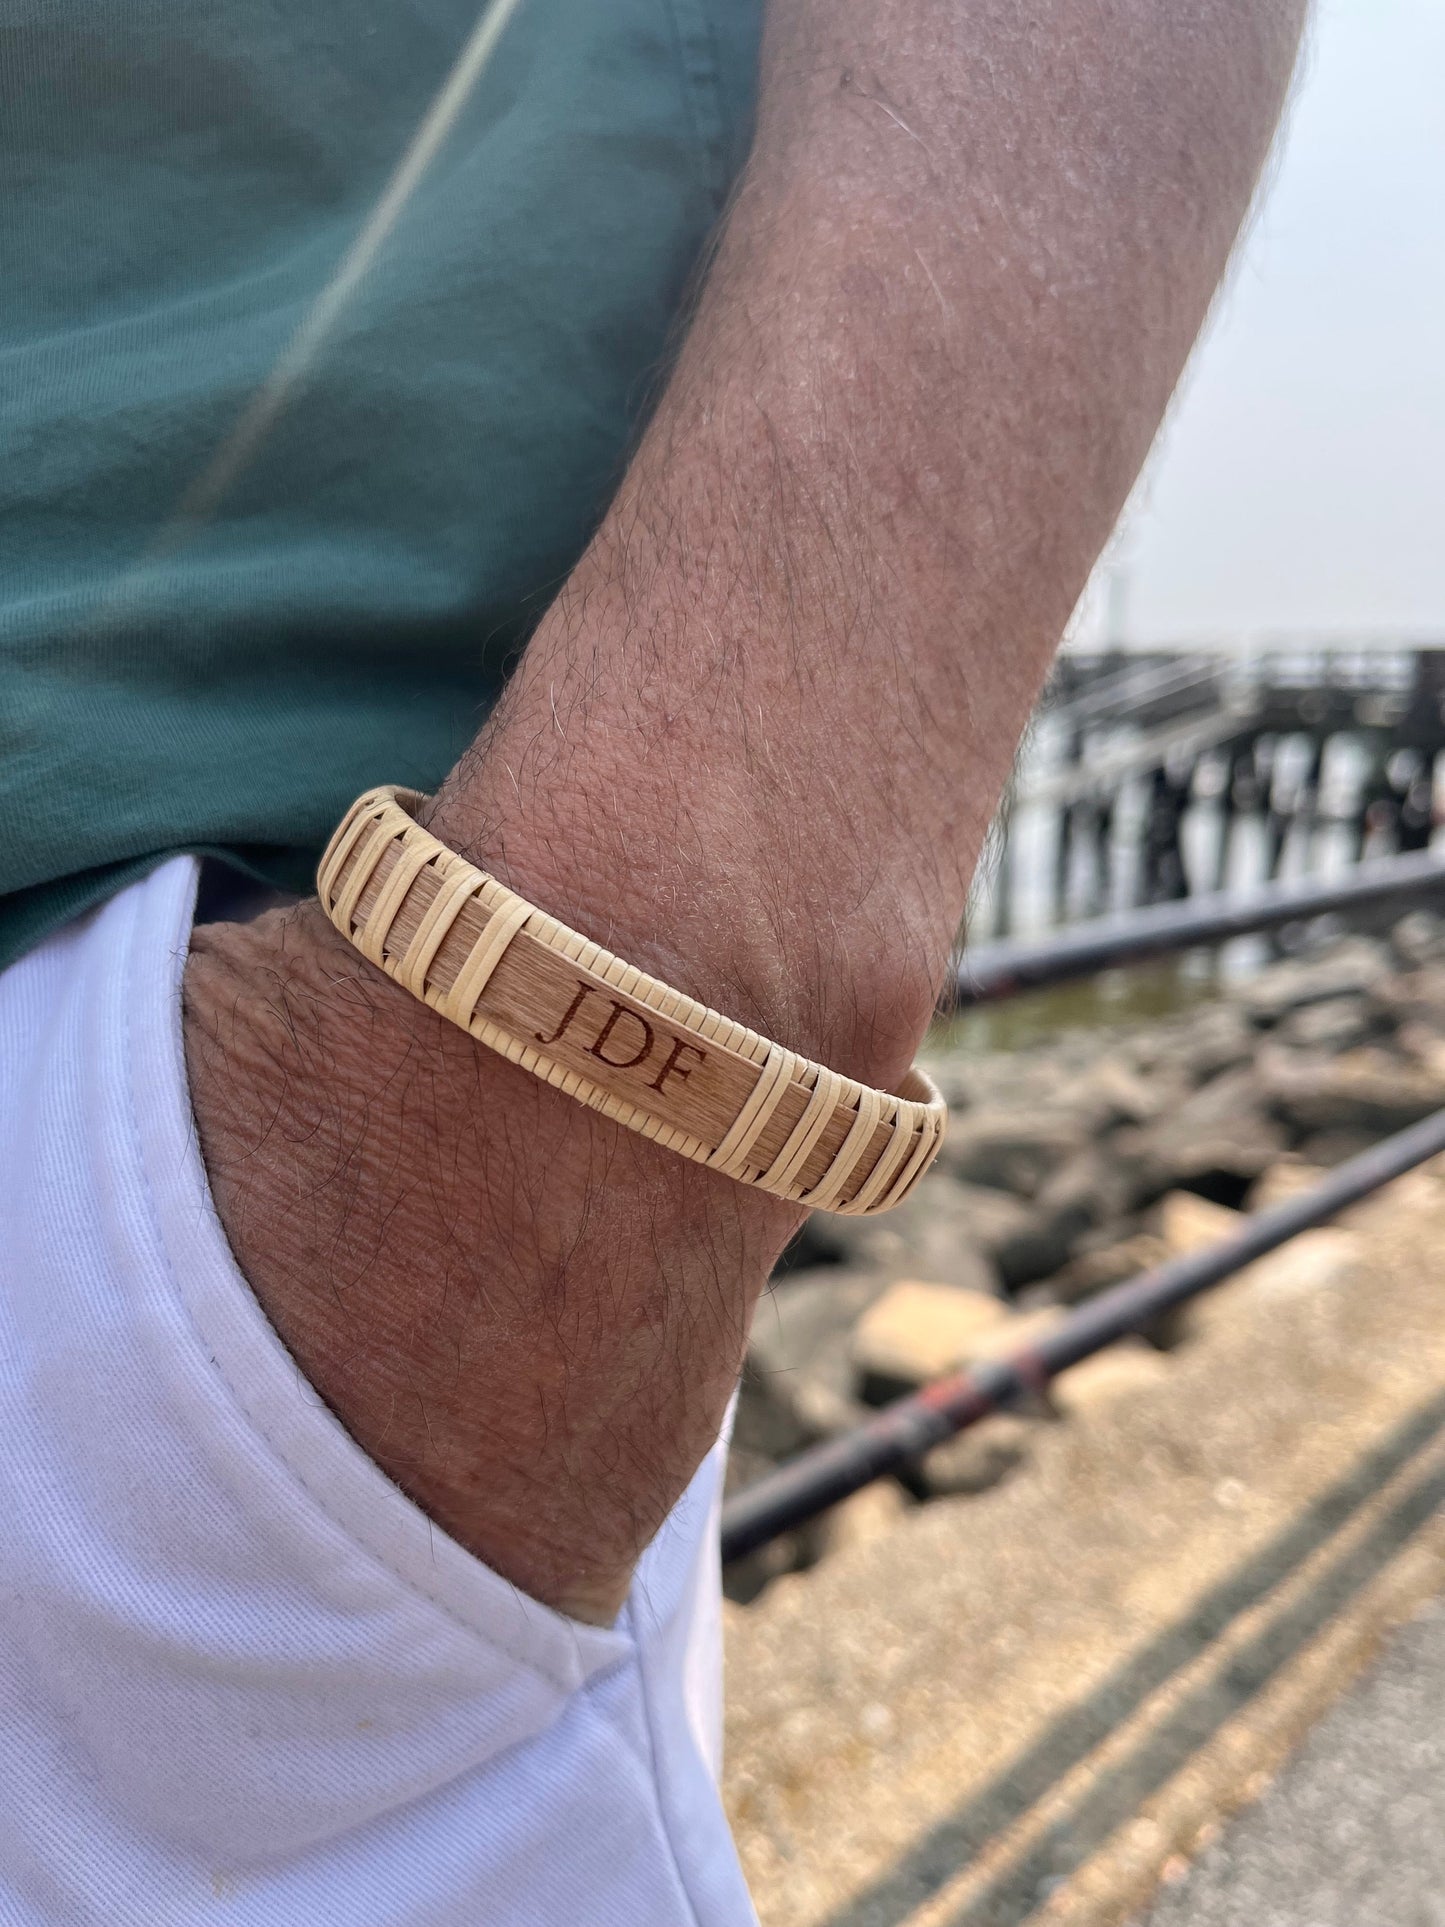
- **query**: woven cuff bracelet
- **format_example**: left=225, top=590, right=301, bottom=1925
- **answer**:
left=317, top=786, right=946, bottom=1215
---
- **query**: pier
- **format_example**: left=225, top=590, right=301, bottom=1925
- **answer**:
left=980, top=645, right=1445, bottom=938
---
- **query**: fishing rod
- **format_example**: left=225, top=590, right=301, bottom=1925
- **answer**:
left=722, top=1105, right=1445, bottom=1563
left=952, top=850, right=1445, bottom=1008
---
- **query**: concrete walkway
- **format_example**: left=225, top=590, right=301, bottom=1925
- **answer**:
left=724, top=1167, right=1445, bottom=1927
left=1140, top=1598, right=1445, bottom=1927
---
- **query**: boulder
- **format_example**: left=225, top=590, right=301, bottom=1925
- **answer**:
left=1044, top=1231, right=1170, bottom=1305
left=916, top=1056, right=976, bottom=1111
left=820, top=1479, right=911, bottom=1557
left=1391, top=910, right=1445, bottom=970
left=911, top=1413, right=1035, bottom=1497
left=825, top=1175, right=1070, bottom=1296
left=731, top=1365, right=814, bottom=1468
left=851, top=1280, right=1010, bottom=1398
left=1394, top=1023, right=1445, bottom=1075
left=955, top=1303, right=1067, bottom=1367
left=1054, top=1340, right=1171, bottom=1419
left=1239, top=938, right=1390, bottom=1026
left=1034, top=1144, right=1151, bottom=1240
left=849, top=1175, right=1006, bottom=1296
left=968, top=1185, right=1083, bottom=1292
left=1133, top=1004, right=1253, bottom=1087
left=1155, top=1190, right=1362, bottom=1339
left=1246, top=1159, right=1329, bottom=1212
left=1135, top=1066, right=1287, bottom=1195
left=1295, top=1128, right=1384, bottom=1168
left=1260, top=1045, right=1445, bottom=1136
left=1185, top=1228, right=1362, bottom=1339
left=937, top=1108, right=1091, bottom=1197
left=1277, top=996, right=1376, bottom=1054
left=747, top=1267, right=886, bottom=1442
left=1053, top=1057, right=1165, bottom=1131
left=1369, top=970, right=1445, bottom=1034
left=1159, top=1190, right=1241, bottom=1256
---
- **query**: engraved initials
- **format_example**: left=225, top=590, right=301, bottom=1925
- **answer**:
left=532, top=979, right=709, bottom=1093
left=648, top=1036, right=708, bottom=1095
left=588, top=1003, right=654, bottom=1070
left=533, top=982, right=591, bottom=1049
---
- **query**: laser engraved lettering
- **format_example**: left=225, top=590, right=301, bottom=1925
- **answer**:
left=588, top=1002, right=654, bottom=1070
left=533, top=981, right=592, bottom=1048
left=534, top=980, right=701, bottom=1088
left=648, top=1037, right=708, bottom=1095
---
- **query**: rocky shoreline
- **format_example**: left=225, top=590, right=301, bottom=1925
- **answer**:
left=728, top=910, right=1445, bottom=1602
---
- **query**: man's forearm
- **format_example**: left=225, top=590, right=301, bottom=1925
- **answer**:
left=427, top=0, right=1308, bottom=1054
left=185, top=0, right=1308, bottom=1620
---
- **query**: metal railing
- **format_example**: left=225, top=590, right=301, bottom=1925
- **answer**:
left=723, top=1108, right=1445, bottom=1563
left=953, top=849, right=1445, bottom=1007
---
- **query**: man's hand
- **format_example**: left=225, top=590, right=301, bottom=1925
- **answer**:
left=185, top=0, right=1308, bottom=1621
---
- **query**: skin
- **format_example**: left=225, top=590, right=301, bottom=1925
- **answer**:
left=184, top=0, right=1310, bottom=1623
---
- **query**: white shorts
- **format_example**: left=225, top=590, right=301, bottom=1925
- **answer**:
left=0, top=857, right=754, bottom=1925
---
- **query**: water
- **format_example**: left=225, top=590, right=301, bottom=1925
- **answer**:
left=950, top=722, right=1432, bottom=1045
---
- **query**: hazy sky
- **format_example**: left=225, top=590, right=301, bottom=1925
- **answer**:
left=1072, top=0, right=1444, bottom=650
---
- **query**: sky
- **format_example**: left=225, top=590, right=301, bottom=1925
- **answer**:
left=1071, top=0, right=1445, bottom=652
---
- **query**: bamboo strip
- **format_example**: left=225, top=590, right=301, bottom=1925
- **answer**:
left=316, top=787, right=946, bottom=1214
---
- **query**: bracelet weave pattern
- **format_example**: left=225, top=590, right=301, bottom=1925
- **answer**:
left=317, top=787, right=947, bottom=1215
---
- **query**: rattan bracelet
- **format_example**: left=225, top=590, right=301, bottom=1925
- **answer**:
left=317, top=787, right=947, bottom=1215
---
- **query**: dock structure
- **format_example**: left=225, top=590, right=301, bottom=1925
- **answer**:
left=982, top=644, right=1445, bottom=937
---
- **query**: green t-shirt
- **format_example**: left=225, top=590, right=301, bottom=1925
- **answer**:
left=0, top=0, right=763, bottom=969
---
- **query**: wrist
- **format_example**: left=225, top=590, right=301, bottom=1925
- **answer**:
left=184, top=893, right=795, bottom=1623
left=423, top=747, right=945, bottom=1095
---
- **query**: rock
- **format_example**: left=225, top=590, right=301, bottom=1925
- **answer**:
left=1260, top=1045, right=1445, bottom=1136
left=911, top=1413, right=1035, bottom=1497
left=731, top=1366, right=814, bottom=1467
left=820, top=1479, right=911, bottom=1556
left=938, top=1108, right=1090, bottom=1198
left=1295, top=1128, right=1384, bottom=1168
left=1391, top=910, right=1445, bottom=970
left=851, top=1280, right=1011, bottom=1397
left=1277, top=996, right=1376, bottom=1054
left=1034, top=1144, right=1149, bottom=1239
left=1053, top=1057, right=1164, bottom=1130
left=1182, top=1004, right=1257, bottom=1083
left=1171, top=1065, right=1272, bottom=1132
left=1247, top=1159, right=1329, bottom=1212
left=960, top=1184, right=1081, bottom=1292
left=942, top=1182, right=1038, bottom=1252
left=917, top=1056, right=975, bottom=1111
left=1239, top=938, right=1390, bottom=1026
left=1054, top=1340, right=1170, bottom=1418
left=816, top=1174, right=1004, bottom=1296
left=772, top=1215, right=852, bottom=1274
left=1137, top=1066, right=1287, bottom=1196
left=830, top=1176, right=1074, bottom=1296
left=1369, top=970, right=1445, bottom=1034
left=1338, top=1166, right=1442, bottom=1230
left=1159, top=1190, right=1241, bottom=1256
left=851, top=1286, right=1065, bottom=1402
left=1185, top=1228, right=1362, bottom=1338
left=751, top=1268, right=889, bottom=1372
left=1133, top=1004, right=1253, bottom=1087
left=1045, top=1231, right=1170, bottom=1305
left=747, top=1268, right=885, bottom=1442
left=1156, top=1191, right=1362, bottom=1340
left=1394, top=1023, right=1445, bottom=1076
left=951, top=1303, right=1066, bottom=1372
